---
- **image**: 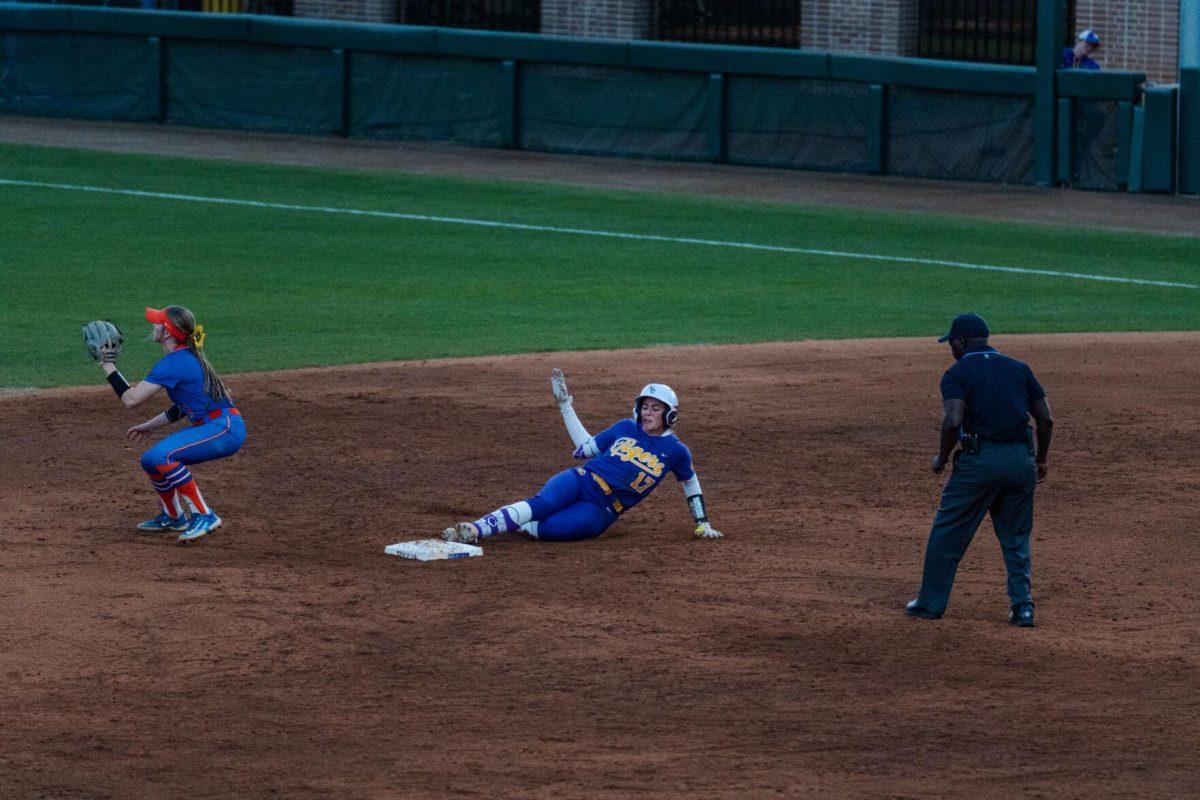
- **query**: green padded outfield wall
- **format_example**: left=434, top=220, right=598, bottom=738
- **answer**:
left=349, top=54, right=508, bottom=145
left=166, top=41, right=339, bottom=134
left=518, top=63, right=712, bottom=160
left=0, top=31, right=156, bottom=121
left=1138, top=86, right=1177, bottom=193
left=0, top=6, right=1157, bottom=191
left=886, top=88, right=1034, bottom=183
left=725, top=77, right=871, bottom=173
left=1181, top=68, right=1200, bottom=194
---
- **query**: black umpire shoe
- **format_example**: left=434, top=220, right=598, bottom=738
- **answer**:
left=905, top=599, right=942, bottom=620
left=1009, top=603, right=1035, bottom=627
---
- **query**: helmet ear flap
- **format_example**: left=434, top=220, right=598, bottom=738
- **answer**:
left=634, top=396, right=679, bottom=428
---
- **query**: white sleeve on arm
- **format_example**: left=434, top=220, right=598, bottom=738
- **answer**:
left=559, top=402, right=595, bottom=452
left=680, top=474, right=702, bottom=498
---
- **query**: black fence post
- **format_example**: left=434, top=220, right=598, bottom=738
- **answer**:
left=1128, top=104, right=1145, bottom=192
left=501, top=59, right=518, bottom=149
left=707, top=73, right=726, bottom=164
left=1116, top=100, right=1133, bottom=188
left=1033, top=0, right=1064, bottom=186
left=1140, top=85, right=1177, bottom=193
left=332, top=48, right=348, bottom=136
left=1180, top=68, right=1200, bottom=194
left=867, top=84, right=887, bottom=174
left=148, top=36, right=165, bottom=123
left=1055, top=97, right=1072, bottom=184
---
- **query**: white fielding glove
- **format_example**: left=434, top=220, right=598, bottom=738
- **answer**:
left=551, top=367, right=572, bottom=406
left=694, top=522, right=723, bottom=539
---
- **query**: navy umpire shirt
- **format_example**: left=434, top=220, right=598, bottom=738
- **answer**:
left=940, top=344, right=1046, bottom=443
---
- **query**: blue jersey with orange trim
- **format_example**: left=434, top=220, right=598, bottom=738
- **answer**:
left=583, top=419, right=695, bottom=512
left=145, top=348, right=234, bottom=423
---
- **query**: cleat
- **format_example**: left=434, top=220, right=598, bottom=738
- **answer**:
left=905, top=599, right=943, bottom=620
left=1009, top=603, right=1035, bottom=628
left=441, top=522, right=480, bottom=544
left=178, top=512, right=222, bottom=543
left=137, top=512, right=190, bottom=532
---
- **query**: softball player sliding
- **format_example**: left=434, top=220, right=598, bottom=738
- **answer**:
left=443, top=369, right=723, bottom=544
left=98, top=306, right=246, bottom=542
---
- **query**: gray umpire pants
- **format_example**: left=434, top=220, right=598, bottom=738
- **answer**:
left=917, top=441, right=1038, bottom=614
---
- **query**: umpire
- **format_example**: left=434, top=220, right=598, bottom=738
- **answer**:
left=906, top=313, right=1054, bottom=627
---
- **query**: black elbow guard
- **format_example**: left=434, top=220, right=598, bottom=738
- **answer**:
left=686, top=493, right=707, bottom=524
left=106, top=371, right=131, bottom=398
left=165, top=404, right=184, bottom=423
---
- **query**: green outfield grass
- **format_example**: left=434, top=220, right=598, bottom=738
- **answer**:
left=1, top=142, right=1196, bottom=388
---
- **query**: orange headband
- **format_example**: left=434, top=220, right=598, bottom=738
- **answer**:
left=145, top=307, right=187, bottom=343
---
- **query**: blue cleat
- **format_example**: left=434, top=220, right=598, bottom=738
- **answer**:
left=178, top=512, right=222, bottom=543
left=137, top=512, right=190, bottom=532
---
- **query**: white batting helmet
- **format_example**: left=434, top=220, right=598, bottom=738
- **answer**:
left=632, top=383, right=679, bottom=428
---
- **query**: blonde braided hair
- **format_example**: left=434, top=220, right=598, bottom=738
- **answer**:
left=165, top=306, right=231, bottom=404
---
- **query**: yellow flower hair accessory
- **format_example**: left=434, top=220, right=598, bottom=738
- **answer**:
left=192, top=324, right=206, bottom=349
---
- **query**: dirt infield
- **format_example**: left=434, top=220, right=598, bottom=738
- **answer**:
left=2, top=116, right=1198, bottom=236
left=1, top=334, right=1197, bottom=798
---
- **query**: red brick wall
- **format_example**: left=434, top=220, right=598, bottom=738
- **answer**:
left=802, top=0, right=918, bottom=57
left=541, top=0, right=652, bottom=39
left=293, top=0, right=397, bottom=24
left=291, top=1, right=1181, bottom=83
left=1074, top=1, right=1180, bottom=83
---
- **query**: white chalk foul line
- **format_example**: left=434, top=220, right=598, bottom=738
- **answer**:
left=2, top=177, right=1195, bottom=290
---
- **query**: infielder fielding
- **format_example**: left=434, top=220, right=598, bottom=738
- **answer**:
left=442, top=369, right=723, bottom=543
left=84, top=306, right=246, bottom=542
left=906, top=313, right=1053, bottom=627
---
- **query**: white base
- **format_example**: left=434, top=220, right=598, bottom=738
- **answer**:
left=385, top=539, right=483, bottom=561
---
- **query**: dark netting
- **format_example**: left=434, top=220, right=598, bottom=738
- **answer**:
left=519, top=63, right=710, bottom=159
left=165, top=41, right=336, bottom=134
left=0, top=31, right=154, bottom=120
left=1071, top=98, right=1120, bottom=191
left=349, top=53, right=506, bottom=146
left=887, top=86, right=1035, bottom=183
left=726, top=75, right=870, bottom=172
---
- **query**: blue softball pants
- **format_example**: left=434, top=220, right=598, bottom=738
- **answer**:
left=140, top=411, right=246, bottom=474
left=525, top=468, right=619, bottom=542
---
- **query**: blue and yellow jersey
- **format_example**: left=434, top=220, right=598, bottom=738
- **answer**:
left=583, top=419, right=694, bottom=512
left=145, top=347, right=234, bottom=423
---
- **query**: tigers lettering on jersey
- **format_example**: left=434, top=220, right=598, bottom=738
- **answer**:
left=608, top=437, right=665, bottom=477
left=583, top=419, right=695, bottom=514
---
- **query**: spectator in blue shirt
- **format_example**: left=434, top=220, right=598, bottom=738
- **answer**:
left=1063, top=29, right=1102, bottom=70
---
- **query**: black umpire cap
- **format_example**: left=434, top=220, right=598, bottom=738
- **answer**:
left=937, top=312, right=990, bottom=342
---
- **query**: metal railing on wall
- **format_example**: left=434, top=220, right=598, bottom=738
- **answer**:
left=396, top=1, right=540, bottom=32
left=652, top=0, right=801, bottom=48
left=174, top=0, right=292, bottom=12
left=918, top=0, right=1074, bottom=65
left=14, top=0, right=292, bottom=13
